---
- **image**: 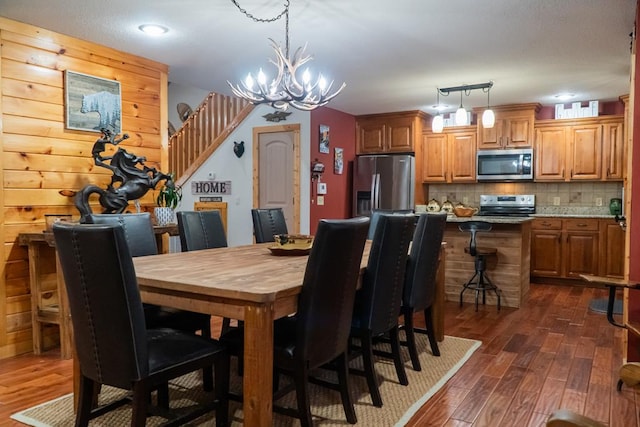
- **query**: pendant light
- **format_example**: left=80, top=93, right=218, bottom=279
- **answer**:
left=482, top=85, right=495, bottom=128
left=432, top=89, right=444, bottom=133
left=455, top=91, right=467, bottom=126
left=437, top=81, right=494, bottom=128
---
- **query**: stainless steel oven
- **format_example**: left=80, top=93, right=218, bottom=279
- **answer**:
left=477, top=194, right=536, bottom=217
left=476, top=148, right=533, bottom=181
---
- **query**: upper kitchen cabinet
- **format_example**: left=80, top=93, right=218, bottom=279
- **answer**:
left=356, top=111, right=428, bottom=154
left=534, top=116, right=624, bottom=182
left=422, top=126, right=476, bottom=183
left=474, top=104, right=541, bottom=150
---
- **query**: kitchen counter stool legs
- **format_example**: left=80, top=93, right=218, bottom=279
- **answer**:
left=458, top=221, right=501, bottom=311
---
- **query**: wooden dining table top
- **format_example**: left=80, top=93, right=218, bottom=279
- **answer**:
left=132, top=242, right=372, bottom=304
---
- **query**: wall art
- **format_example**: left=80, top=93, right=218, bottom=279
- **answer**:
left=334, top=147, right=344, bottom=174
left=319, top=124, right=330, bottom=154
left=65, top=70, right=122, bottom=133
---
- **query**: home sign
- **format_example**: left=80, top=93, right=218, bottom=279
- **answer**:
left=191, top=181, right=232, bottom=195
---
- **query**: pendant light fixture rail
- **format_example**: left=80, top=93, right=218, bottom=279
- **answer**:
left=432, top=81, right=495, bottom=132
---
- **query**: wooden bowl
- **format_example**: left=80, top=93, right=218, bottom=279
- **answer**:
left=453, top=206, right=477, bottom=217
left=273, top=234, right=314, bottom=246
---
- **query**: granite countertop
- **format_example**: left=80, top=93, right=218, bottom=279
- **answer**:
left=445, top=215, right=533, bottom=224
left=532, top=206, right=617, bottom=219
left=530, top=213, right=616, bottom=219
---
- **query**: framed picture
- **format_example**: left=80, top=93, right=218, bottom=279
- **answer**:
left=334, top=147, right=344, bottom=174
left=319, top=124, right=330, bottom=154
left=65, top=70, right=122, bottom=133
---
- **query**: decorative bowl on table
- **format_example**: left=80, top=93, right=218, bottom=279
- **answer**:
left=453, top=205, right=478, bottom=217
left=269, top=234, right=314, bottom=256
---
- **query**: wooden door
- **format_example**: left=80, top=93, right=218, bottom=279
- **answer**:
left=253, top=125, right=300, bottom=233
left=535, top=126, right=567, bottom=181
left=602, top=121, right=624, bottom=180
left=601, top=221, right=625, bottom=278
left=531, top=230, right=563, bottom=277
left=570, top=125, right=602, bottom=180
left=477, top=118, right=504, bottom=150
left=564, top=218, right=599, bottom=278
left=505, top=115, right=532, bottom=147
left=357, top=119, right=385, bottom=154
left=449, top=131, right=477, bottom=182
left=421, top=133, right=448, bottom=183
left=564, top=232, right=599, bottom=278
left=386, top=116, right=415, bottom=152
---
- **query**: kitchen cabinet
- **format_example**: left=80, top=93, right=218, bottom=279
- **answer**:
left=475, top=103, right=540, bottom=150
left=530, top=218, right=563, bottom=277
left=422, top=127, right=476, bottom=183
left=356, top=110, right=428, bottom=154
left=534, top=116, right=624, bottom=182
left=602, top=121, right=624, bottom=180
left=531, top=217, right=624, bottom=280
left=563, top=218, right=600, bottom=278
left=601, top=220, right=625, bottom=278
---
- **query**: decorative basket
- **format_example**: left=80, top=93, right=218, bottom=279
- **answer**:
left=453, top=206, right=477, bottom=217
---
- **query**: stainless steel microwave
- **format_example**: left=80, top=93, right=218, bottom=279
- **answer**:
left=476, top=148, right=533, bottom=181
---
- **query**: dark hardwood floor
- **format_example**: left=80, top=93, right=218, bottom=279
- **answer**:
left=1, top=283, right=637, bottom=426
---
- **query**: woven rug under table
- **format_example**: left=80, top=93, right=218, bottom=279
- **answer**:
left=12, top=335, right=481, bottom=427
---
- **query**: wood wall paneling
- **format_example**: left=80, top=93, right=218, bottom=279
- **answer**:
left=0, top=17, right=168, bottom=359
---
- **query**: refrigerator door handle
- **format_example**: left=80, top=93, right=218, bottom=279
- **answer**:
left=373, top=173, right=381, bottom=209
left=369, top=174, right=376, bottom=211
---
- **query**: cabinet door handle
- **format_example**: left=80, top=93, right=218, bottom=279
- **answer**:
left=606, top=167, right=611, bottom=177
left=542, top=222, right=552, bottom=227
left=577, top=223, right=588, bottom=227
left=561, top=168, right=565, bottom=178
left=570, top=169, right=574, bottom=178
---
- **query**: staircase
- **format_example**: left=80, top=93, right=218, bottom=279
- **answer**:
left=169, top=92, right=254, bottom=187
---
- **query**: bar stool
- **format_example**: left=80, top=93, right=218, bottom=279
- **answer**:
left=459, top=221, right=501, bottom=311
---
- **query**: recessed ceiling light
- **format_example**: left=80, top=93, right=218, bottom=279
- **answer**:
left=554, top=93, right=576, bottom=101
left=138, top=24, right=169, bottom=36
left=431, top=104, right=449, bottom=111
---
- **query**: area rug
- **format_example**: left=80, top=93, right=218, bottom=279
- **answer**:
left=11, top=335, right=480, bottom=427
left=588, top=297, right=623, bottom=315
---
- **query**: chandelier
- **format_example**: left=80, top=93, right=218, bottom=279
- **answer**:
left=227, top=0, right=346, bottom=111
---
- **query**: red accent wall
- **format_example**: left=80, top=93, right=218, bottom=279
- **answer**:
left=309, top=107, right=356, bottom=234
left=628, top=0, right=640, bottom=360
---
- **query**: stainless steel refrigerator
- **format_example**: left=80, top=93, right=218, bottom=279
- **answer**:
left=353, top=154, right=415, bottom=217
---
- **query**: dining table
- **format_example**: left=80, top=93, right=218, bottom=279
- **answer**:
left=70, top=240, right=446, bottom=425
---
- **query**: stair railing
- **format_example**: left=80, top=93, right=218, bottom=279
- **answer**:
left=169, top=92, right=254, bottom=186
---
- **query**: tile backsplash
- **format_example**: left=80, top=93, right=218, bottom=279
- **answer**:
left=426, top=182, right=623, bottom=215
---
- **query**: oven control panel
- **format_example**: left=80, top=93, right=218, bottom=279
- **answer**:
left=480, top=194, right=535, bottom=207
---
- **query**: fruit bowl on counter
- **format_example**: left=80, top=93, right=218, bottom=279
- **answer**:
left=452, top=205, right=478, bottom=217
left=269, top=234, right=314, bottom=256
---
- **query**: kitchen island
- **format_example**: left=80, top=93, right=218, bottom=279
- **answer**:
left=443, top=215, right=533, bottom=309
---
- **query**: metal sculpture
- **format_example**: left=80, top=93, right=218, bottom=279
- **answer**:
left=75, top=128, right=174, bottom=219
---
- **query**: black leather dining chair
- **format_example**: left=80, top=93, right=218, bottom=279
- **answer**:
left=221, top=217, right=369, bottom=426
left=349, top=213, right=415, bottom=407
left=85, top=213, right=212, bottom=338
left=399, top=212, right=447, bottom=371
left=52, top=222, right=229, bottom=427
left=177, top=210, right=234, bottom=333
left=177, top=210, right=228, bottom=250
left=251, top=208, right=288, bottom=243
left=367, top=209, right=414, bottom=240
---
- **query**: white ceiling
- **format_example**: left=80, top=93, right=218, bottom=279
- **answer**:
left=0, top=0, right=635, bottom=116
